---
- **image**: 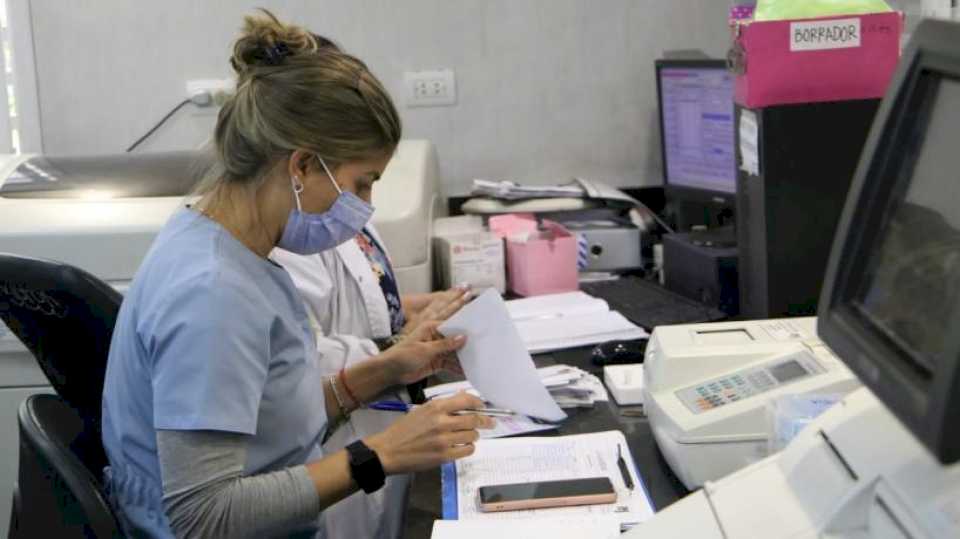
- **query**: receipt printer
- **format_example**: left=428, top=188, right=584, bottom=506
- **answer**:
left=643, top=317, right=861, bottom=489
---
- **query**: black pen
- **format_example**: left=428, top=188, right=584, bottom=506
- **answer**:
left=617, top=444, right=635, bottom=491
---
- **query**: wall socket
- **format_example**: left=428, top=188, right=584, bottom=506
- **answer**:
left=185, top=78, right=234, bottom=108
left=404, top=69, right=456, bottom=107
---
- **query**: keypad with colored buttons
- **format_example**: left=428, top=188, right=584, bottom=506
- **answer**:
left=675, top=352, right=823, bottom=415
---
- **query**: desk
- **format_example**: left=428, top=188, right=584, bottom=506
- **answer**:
left=404, top=346, right=690, bottom=537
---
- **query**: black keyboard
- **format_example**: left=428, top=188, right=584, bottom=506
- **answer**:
left=581, top=277, right=727, bottom=332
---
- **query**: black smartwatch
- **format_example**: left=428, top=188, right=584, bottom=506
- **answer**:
left=346, top=440, right=386, bottom=494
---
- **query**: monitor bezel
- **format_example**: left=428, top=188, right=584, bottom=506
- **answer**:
left=818, top=19, right=960, bottom=464
left=654, top=59, right=737, bottom=208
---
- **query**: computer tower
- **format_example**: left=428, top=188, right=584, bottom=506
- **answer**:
left=735, top=99, right=880, bottom=319
left=663, top=232, right=739, bottom=316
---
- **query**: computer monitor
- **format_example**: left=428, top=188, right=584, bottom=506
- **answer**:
left=655, top=60, right=737, bottom=211
left=818, top=19, right=960, bottom=465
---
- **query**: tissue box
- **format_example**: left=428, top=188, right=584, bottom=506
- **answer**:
left=433, top=232, right=505, bottom=293
left=505, top=220, right=578, bottom=297
left=730, top=11, right=902, bottom=107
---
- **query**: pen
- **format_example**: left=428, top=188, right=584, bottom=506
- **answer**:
left=368, top=400, right=515, bottom=417
left=617, top=444, right=635, bottom=491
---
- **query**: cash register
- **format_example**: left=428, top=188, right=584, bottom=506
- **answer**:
left=643, top=317, right=859, bottom=489
left=625, top=19, right=960, bottom=538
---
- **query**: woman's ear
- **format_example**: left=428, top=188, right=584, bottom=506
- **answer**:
left=286, top=150, right=315, bottom=181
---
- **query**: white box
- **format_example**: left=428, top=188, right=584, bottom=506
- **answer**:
left=604, top=364, right=645, bottom=406
left=433, top=231, right=505, bottom=293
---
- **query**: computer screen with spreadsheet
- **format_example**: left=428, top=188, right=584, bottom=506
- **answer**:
left=655, top=60, right=736, bottom=197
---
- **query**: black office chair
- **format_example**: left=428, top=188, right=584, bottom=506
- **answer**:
left=0, top=253, right=123, bottom=537
left=13, top=393, right=121, bottom=538
left=0, top=252, right=122, bottom=437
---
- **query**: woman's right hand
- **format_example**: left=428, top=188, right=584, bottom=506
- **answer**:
left=364, top=392, right=495, bottom=474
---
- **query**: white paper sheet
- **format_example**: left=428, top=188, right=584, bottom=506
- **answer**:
left=454, top=430, right=654, bottom=529
left=505, top=291, right=609, bottom=321
left=480, top=414, right=559, bottom=439
left=514, top=310, right=648, bottom=354
left=438, top=289, right=567, bottom=422
left=431, top=516, right=621, bottom=539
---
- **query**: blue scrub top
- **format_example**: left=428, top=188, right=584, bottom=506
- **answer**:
left=102, top=208, right=329, bottom=538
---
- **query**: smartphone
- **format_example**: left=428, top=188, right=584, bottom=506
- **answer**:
left=477, top=476, right=616, bottom=512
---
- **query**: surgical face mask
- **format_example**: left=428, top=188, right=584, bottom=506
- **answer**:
left=277, top=156, right=375, bottom=255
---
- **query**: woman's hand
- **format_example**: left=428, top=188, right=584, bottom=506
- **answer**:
left=401, top=286, right=471, bottom=335
left=365, top=392, right=495, bottom=474
left=383, top=321, right=465, bottom=386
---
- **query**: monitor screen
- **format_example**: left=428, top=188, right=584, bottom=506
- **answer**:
left=851, top=76, right=960, bottom=377
left=658, top=66, right=736, bottom=194
left=818, top=19, right=960, bottom=464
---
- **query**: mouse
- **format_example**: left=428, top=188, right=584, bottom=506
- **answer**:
left=590, top=338, right=648, bottom=366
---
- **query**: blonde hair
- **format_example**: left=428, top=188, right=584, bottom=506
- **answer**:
left=196, top=9, right=401, bottom=206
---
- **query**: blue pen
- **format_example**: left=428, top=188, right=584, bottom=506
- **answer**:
left=368, top=400, right=515, bottom=417
left=368, top=400, right=411, bottom=412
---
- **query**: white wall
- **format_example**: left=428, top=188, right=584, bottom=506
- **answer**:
left=29, top=0, right=731, bottom=195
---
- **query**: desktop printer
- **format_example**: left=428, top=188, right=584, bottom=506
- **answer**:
left=0, top=139, right=441, bottom=293
left=461, top=179, right=653, bottom=272
left=643, top=317, right=860, bottom=489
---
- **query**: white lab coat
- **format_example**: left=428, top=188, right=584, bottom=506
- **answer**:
left=271, top=226, right=411, bottom=539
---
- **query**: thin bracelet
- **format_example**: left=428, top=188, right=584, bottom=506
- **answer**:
left=339, top=367, right=363, bottom=408
left=328, top=375, right=350, bottom=420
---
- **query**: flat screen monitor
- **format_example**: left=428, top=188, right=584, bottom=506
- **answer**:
left=655, top=60, right=736, bottom=206
left=818, top=19, right=960, bottom=464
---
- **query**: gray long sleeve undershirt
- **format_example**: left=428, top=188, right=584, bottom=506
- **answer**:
left=157, top=430, right=321, bottom=538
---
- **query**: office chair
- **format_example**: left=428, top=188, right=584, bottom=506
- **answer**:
left=13, top=393, right=121, bottom=538
left=0, top=253, right=123, bottom=537
left=0, top=253, right=122, bottom=435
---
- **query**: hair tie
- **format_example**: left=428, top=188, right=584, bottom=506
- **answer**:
left=263, top=42, right=291, bottom=65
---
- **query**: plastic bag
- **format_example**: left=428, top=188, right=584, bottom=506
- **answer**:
left=766, top=393, right=843, bottom=454
left=754, top=0, right=892, bottom=21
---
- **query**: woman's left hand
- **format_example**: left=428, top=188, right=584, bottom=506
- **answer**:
left=383, top=321, right=466, bottom=385
left=401, top=286, right=471, bottom=335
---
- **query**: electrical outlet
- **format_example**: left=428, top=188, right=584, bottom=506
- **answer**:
left=404, top=69, right=456, bottom=107
left=185, top=78, right=235, bottom=108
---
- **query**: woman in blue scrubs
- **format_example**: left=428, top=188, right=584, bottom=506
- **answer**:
left=100, top=10, right=491, bottom=538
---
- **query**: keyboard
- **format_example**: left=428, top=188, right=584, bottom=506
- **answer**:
left=581, top=277, right=727, bottom=332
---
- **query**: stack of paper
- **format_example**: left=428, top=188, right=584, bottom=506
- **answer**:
left=426, top=364, right=608, bottom=411
left=445, top=430, right=655, bottom=530
left=471, top=179, right=586, bottom=200
left=506, top=292, right=649, bottom=354
left=431, top=516, right=621, bottom=539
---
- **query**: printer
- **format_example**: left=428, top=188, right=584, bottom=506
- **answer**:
left=0, top=138, right=441, bottom=293
left=0, top=139, right=442, bottom=537
left=643, top=317, right=860, bottom=489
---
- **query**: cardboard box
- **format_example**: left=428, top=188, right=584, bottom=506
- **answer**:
left=730, top=11, right=902, bottom=108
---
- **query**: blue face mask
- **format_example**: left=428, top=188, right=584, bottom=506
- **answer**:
left=277, top=156, right=375, bottom=255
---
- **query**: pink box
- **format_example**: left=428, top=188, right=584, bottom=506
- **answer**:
left=730, top=12, right=902, bottom=108
left=504, top=220, right=578, bottom=297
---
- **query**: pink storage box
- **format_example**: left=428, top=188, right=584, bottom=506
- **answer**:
left=503, top=220, right=578, bottom=297
left=730, top=11, right=902, bottom=108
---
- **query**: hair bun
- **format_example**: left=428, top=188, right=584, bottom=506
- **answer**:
left=230, top=9, right=319, bottom=77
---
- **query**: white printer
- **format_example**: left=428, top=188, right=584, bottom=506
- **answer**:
left=644, top=317, right=860, bottom=489
left=0, top=139, right=441, bottom=293
left=0, top=139, right=442, bottom=537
